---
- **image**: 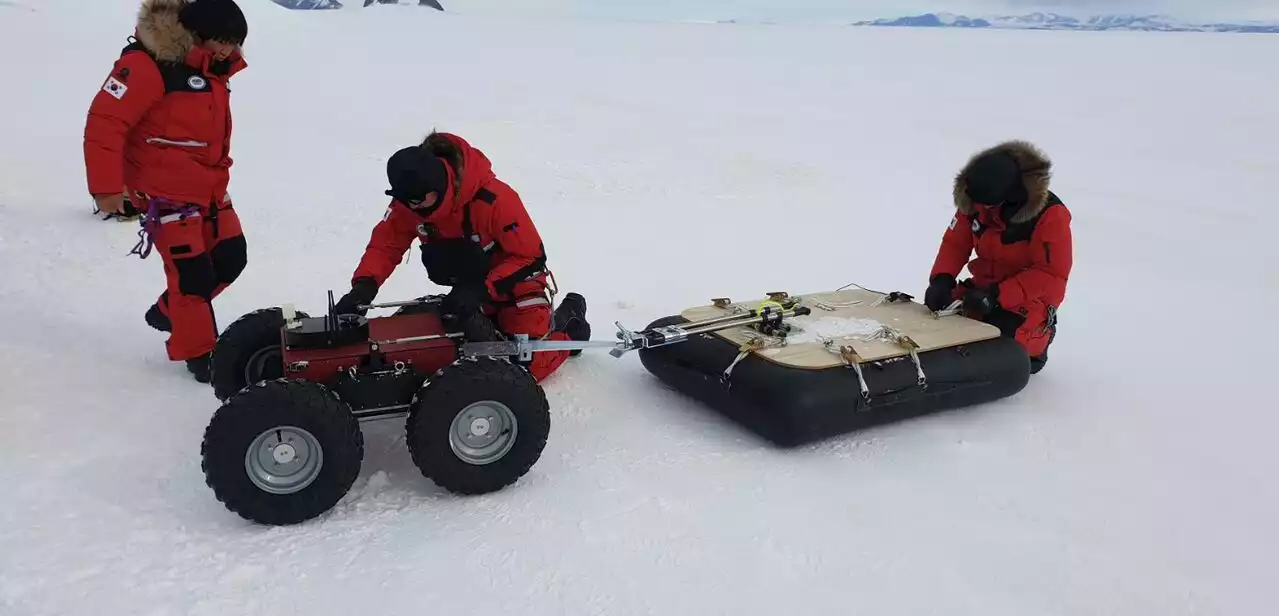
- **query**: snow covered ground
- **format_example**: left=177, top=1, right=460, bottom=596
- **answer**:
left=1, top=1, right=1276, bottom=614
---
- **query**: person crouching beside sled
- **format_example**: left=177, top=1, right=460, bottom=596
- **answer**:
left=332, top=131, right=591, bottom=382
left=83, top=0, right=251, bottom=383
left=923, top=140, right=1073, bottom=374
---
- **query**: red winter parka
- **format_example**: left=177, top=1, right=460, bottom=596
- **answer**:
left=84, top=0, right=246, bottom=207
left=351, top=133, right=551, bottom=303
left=930, top=140, right=1073, bottom=357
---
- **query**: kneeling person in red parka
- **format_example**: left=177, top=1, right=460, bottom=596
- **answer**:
left=333, top=132, right=591, bottom=382
left=83, top=0, right=251, bottom=382
left=923, top=140, right=1072, bottom=374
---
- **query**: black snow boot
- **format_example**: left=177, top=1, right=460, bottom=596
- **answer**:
left=145, top=302, right=171, bottom=333
left=553, top=292, right=590, bottom=356
left=186, top=353, right=212, bottom=383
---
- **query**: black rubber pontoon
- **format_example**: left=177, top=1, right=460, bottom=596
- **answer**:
left=637, top=309, right=1032, bottom=448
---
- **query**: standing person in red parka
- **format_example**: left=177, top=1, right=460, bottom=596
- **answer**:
left=84, top=0, right=249, bottom=382
left=923, top=140, right=1072, bottom=374
left=332, top=131, right=592, bottom=383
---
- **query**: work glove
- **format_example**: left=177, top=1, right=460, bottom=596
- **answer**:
left=441, top=282, right=487, bottom=319
left=924, top=274, right=957, bottom=311
left=441, top=283, right=499, bottom=342
left=962, top=285, right=998, bottom=317
left=333, top=277, right=378, bottom=316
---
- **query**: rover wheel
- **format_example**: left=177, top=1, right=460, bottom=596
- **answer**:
left=201, top=379, right=363, bottom=526
left=210, top=307, right=310, bottom=401
left=406, top=358, right=550, bottom=495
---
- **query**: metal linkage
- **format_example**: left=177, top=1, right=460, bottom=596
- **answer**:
left=459, top=305, right=813, bottom=361
left=371, top=332, right=466, bottom=346
left=358, top=297, right=443, bottom=311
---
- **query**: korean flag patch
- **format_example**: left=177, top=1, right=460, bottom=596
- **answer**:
left=102, top=76, right=128, bottom=100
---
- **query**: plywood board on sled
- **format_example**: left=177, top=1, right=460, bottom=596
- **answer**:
left=678, top=288, right=1002, bottom=370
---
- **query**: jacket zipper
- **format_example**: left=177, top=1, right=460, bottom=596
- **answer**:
left=146, top=137, right=208, bottom=147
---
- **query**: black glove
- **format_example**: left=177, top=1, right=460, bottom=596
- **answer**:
left=962, top=285, right=998, bottom=317
left=334, top=277, right=378, bottom=315
left=441, top=283, right=500, bottom=341
left=441, top=283, right=487, bottom=319
left=924, top=274, right=957, bottom=311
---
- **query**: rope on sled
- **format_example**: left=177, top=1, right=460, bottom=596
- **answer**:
left=863, top=325, right=928, bottom=390
left=822, top=323, right=930, bottom=404
left=825, top=341, right=871, bottom=402
left=721, top=334, right=787, bottom=385
left=808, top=281, right=915, bottom=311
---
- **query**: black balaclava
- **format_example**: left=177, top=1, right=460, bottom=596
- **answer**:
left=179, top=0, right=248, bottom=45
left=964, top=151, right=1027, bottom=222
left=179, top=0, right=247, bottom=75
left=385, top=146, right=449, bottom=213
left=964, top=151, right=1022, bottom=204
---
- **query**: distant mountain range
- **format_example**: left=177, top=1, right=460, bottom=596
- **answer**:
left=851, top=12, right=1278, bottom=33
left=269, top=0, right=443, bottom=9
left=263, top=2, right=1276, bottom=33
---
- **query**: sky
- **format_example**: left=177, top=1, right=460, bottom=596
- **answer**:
left=445, top=0, right=1278, bottom=23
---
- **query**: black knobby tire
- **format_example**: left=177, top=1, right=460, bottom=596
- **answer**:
left=406, top=358, right=550, bottom=495
left=210, top=308, right=310, bottom=401
left=201, top=379, right=364, bottom=526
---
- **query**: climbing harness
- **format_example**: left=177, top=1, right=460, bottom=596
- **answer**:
left=128, top=195, right=201, bottom=259
left=1038, top=304, right=1058, bottom=335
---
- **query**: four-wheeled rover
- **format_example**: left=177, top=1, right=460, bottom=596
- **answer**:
left=199, top=291, right=811, bottom=525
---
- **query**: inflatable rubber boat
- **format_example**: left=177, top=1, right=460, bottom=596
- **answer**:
left=637, top=287, right=1031, bottom=446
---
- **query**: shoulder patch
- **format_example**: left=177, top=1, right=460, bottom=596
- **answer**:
left=102, top=75, right=128, bottom=100
left=382, top=205, right=393, bottom=221
left=948, top=215, right=957, bottom=231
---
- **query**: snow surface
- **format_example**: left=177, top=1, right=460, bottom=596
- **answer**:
left=1, top=1, right=1277, bottom=615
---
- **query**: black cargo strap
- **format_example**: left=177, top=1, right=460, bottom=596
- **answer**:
left=209, top=200, right=221, bottom=239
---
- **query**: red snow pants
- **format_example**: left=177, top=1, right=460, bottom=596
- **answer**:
left=483, top=283, right=571, bottom=382
left=142, top=194, right=247, bottom=361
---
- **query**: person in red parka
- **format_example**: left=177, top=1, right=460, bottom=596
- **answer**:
left=332, top=131, right=591, bottom=383
left=84, top=0, right=249, bottom=382
left=923, top=140, right=1072, bottom=374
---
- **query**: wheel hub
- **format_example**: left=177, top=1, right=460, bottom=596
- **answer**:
left=448, top=401, right=517, bottom=466
left=245, top=426, right=324, bottom=495
left=272, top=443, right=298, bottom=464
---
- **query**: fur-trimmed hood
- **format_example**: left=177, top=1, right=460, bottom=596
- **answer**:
left=136, top=0, right=196, bottom=62
left=953, top=140, right=1053, bottom=225
left=419, top=131, right=496, bottom=218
